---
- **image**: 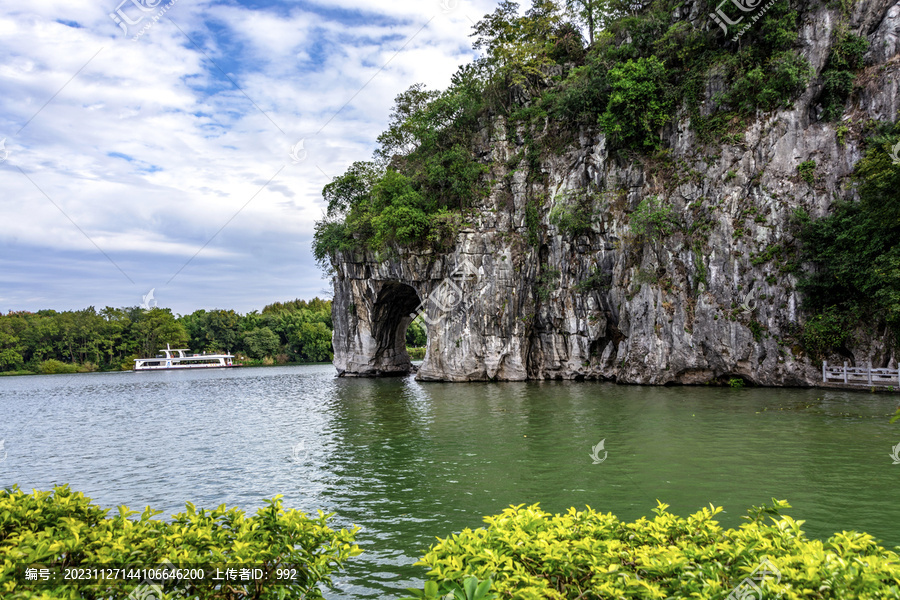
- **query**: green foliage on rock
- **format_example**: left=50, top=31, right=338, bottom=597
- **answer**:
left=407, top=501, right=900, bottom=599
left=598, top=56, right=674, bottom=149
left=312, top=77, right=489, bottom=264
left=574, top=267, right=611, bottom=293
left=710, top=0, right=811, bottom=115
left=722, top=50, right=812, bottom=114
left=630, top=196, right=678, bottom=240
left=819, top=28, right=869, bottom=121
left=548, top=0, right=809, bottom=142
left=549, top=194, right=595, bottom=236
left=729, top=376, right=746, bottom=388
left=525, top=198, right=543, bottom=246
left=797, top=159, right=817, bottom=184
left=798, top=121, right=900, bottom=354
left=536, top=267, right=562, bottom=301
left=801, top=306, right=855, bottom=359
left=311, top=0, right=818, bottom=265
left=564, top=0, right=632, bottom=43
left=0, top=485, right=360, bottom=599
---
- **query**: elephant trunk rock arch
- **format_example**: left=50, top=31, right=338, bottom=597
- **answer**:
left=330, top=247, right=554, bottom=382
left=331, top=276, right=420, bottom=377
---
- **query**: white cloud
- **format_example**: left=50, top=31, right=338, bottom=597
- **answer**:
left=0, top=0, right=497, bottom=314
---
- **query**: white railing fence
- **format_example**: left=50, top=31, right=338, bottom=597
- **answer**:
left=822, top=361, right=900, bottom=387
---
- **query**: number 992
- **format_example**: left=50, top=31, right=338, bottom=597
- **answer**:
left=275, top=568, right=297, bottom=580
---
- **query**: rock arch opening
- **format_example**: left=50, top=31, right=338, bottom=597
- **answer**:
left=370, top=281, right=424, bottom=376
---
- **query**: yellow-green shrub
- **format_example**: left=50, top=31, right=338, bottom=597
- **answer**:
left=0, top=485, right=360, bottom=599
left=37, top=360, right=79, bottom=375
left=410, top=501, right=900, bottom=599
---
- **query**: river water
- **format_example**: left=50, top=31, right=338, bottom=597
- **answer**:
left=1, top=365, right=898, bottom=598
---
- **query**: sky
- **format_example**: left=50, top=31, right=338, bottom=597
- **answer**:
left=0, top=0, right=500, bottom=315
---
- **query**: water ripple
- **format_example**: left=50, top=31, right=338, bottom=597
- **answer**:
left=2, top=366, right=899, bottom=599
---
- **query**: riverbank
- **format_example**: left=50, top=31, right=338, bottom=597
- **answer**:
left=6, top=361, right=898, bottom=401
left=0, top=347, right=431, bottom=377
left=0, top=359, right=333, bottom=377
left=816, top=381, right=900, bottom=393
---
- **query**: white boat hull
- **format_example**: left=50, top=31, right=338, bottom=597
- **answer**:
left=134, top=344, right=236, bottom=371
left=133, top=363, right=235, bottom=371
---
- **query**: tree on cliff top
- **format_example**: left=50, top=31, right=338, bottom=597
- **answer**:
left=471, top=0, right=563, bottom=86
left=564, top=0, right=648, bottom=44
left=313, top=0, right=813, bottom=263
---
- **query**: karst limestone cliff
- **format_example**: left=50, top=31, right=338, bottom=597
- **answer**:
left=330, top=0, right=900, bottom=383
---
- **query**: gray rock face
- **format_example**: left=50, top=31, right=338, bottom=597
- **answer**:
left=331, top=0, right=900, bottom=383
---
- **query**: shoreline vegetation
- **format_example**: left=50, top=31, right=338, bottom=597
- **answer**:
left=0, top=485, right=361, bottom=599
left=2, top=487, right=899, bottom=599
left=0, top=353, right=428, bottom=377
left=0, top=298, right=429, bottom=377
left=402, top=500, right=900, bottom=599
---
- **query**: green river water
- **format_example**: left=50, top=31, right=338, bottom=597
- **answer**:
left=1, top=364, right=898, bottom=598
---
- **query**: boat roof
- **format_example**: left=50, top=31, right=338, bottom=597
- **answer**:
left=135, top=351, right=234, bottom=361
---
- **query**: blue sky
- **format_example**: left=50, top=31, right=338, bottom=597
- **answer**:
left=0, top=0, right=498, bottom=315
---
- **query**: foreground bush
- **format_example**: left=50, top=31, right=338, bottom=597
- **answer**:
left=0, top=485, right=360, bottom=599
left=409, top=501, right=900, bottom=599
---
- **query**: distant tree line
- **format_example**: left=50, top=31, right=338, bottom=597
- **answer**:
left=0, top=298, right=337, bottom=374
left=0, top=298, right=431, bottom=374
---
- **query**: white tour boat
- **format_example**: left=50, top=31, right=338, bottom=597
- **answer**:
left=134, top=344, right=235, bottom=371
